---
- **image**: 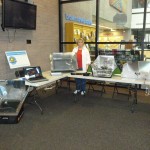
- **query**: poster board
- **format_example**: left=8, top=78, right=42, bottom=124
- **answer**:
left=5, top=50, right=30, bottom=69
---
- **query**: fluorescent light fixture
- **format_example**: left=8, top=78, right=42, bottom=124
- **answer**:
left=100, top=25, right=112, bottom=29
left=111, top=29, right=116, bottom=32
left=92, top=24, right=116, bottom=31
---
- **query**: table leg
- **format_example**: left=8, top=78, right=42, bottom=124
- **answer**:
left=130, top=84, right=138, bottom=113
left=27, top=87, right=43, bottom=114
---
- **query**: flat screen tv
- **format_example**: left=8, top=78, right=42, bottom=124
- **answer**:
left=1, top=0, right=37, bottom=30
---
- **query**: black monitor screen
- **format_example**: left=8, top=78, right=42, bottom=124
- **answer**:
left=23, top=66, right=42, bottom=77
left=2, top=0, right=37, bottom=30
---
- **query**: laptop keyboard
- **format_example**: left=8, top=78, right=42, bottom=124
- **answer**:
left=28, top=76, right=48, bottom=83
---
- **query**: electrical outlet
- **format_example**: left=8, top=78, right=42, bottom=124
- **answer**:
left=26, top=39, right=31, bottom=44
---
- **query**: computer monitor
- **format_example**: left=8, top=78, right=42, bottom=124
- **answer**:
left=50, top=52, right=77, bottom=72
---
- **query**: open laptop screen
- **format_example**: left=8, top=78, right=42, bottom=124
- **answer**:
left=23, top=66, right=42, bottom=78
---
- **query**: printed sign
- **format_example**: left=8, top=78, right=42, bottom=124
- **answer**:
left=5, top=50, right=30, bottom=69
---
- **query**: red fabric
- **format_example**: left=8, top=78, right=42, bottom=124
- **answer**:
left=76, top=49, right=82, bottom=68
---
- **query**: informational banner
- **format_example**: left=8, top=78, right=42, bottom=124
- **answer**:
left=5, top=50, right=30, bottom=69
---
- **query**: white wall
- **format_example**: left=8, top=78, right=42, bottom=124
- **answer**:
left=0, top=0, right=59, bottom=79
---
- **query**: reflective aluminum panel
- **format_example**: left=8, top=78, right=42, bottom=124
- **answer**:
left=50, top=52, right=78, bottom=72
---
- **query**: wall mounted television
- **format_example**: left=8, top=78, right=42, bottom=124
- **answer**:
left=1, top=0, right=37, bottom=30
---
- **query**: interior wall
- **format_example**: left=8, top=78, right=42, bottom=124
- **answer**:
left=99, top=0, right=132, bottom=28
left=0, top=0, right=59, bottom=79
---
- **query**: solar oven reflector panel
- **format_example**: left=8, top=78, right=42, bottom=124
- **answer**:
left=50, top=52, right=77, bottom=72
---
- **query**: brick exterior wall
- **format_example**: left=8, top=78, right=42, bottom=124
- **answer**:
left=0, top=0, right=59, bottom=79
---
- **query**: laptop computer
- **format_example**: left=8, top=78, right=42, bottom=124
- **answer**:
left=23, top=66, right=48, bottom=83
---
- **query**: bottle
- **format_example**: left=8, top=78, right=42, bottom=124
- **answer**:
left=0, top=86, right=7, bottom=96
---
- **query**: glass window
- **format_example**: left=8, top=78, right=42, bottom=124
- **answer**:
left=60, top=0, right=149, bottom=60
left=61, top=0, right=96, bottom=52
left=132, top=0, right=144, bottom=9
left=132, top=0, right=150, bottom=9
left=98, top=0, right=133, bottom=47
left=144, top=9, right=150, bottom=60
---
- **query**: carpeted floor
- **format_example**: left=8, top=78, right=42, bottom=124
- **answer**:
left=0, top=86, right=150, bottom=150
